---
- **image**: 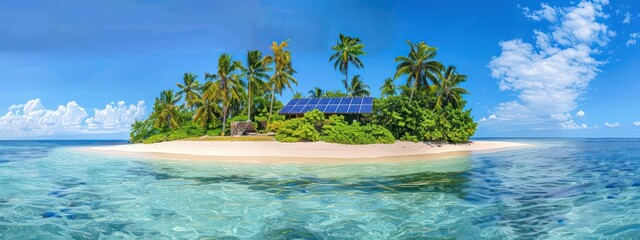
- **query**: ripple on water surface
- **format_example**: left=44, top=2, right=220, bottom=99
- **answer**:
left=0, top=139, right=640, bottom=239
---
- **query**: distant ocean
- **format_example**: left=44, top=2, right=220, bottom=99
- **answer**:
left=0, top=139, right=639, bottom=239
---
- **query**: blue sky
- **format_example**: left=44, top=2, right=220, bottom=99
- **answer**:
left=0, top=0, right=639, bottom=139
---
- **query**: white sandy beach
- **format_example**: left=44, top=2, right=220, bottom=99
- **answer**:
left=79, top=140, right=532, bottom=163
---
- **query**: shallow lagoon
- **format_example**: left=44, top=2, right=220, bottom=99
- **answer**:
left=1, top=139, right=639, bottom=239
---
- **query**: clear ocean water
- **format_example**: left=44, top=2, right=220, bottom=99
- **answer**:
left=1, top=139, right=639, bottom=239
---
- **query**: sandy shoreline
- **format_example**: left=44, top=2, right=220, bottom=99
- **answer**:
left=77, top=140, right=532, bottom=164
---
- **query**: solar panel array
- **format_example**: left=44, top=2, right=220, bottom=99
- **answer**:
left=279, top=97, right=374, bottom=115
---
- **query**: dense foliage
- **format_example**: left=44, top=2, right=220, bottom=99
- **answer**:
left=321, top=115, right=395, bottom=144
left=275, top=110, right=395, bottom=144
left=130, top=34, right=478, bottom=144
left=373, top=95, right=476, bottom=143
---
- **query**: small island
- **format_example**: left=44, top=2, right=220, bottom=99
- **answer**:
left=110, top=34, right=527, bottom=161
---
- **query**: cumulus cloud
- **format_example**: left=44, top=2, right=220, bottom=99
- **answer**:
left=623, top=12, right=631, bottom=24
left=575, top=110, right=585, bottom=118
left=487, top=0, right=611, bottom=131
left=523, top=3, right=558, bottom=22
left=85, top=101, right=146, bottom=132
left=0, top=99, right=145, bottom=138
left=604, top=122, right=621, bottom=128
left=627, top=32, right=639, bottom=47
left=633, top=121, right=640, bottom=126
left=561, top=120, right=588, bottom=129
left=479, top=114, right=497, bottom=122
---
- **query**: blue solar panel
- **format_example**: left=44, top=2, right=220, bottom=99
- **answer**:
left=291, top=105, right=304, bottom=113
left=361, top=104, right=373, bottom=113
left=348, top=105, right=360, bottom=113
left=280, top=97, right=374, bottom=115
left=329, top=98, right=341, bottom=104
left=324, top=105, right=338, bottom=113
left=301, top=105, right=314, bottom=112
left=288, top=99, right=301, bottom=105
left=298, top=99, right=310, bottom=105
left=281, top=105, right=293, bottom=113
left=336, top=105, right=349, bottom=113
left=314, top=104, right=327, bottom=111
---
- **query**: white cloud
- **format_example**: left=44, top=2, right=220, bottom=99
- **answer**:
left=623, top=12, right=631, bottom=24
left=561, top=120, right=588, bottom=129
left=489, top=114, right=497, bottom=119
left=524, top=3, right=558, bottom=22
left=0, top=99, right=145, bottom=138
left=626, top=32, right=639, bottom=47
left=604, top=122, right=621, bottom=128
left=633, top=121, right=640, bottom=126
left=85, top=101, right=146, bottom=132
left=488, top=0, right=610, bottom=130
left=479, top=118, right=487, bottom=122
left=575, top=110, right=585, bottom=118
left=551, top=113, right=572, bottom=121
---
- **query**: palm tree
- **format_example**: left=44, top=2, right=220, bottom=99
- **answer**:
left=394, top=40, right=443, bottom=102
left=193, top=81, right=222, bottom=129
left=205, top=54, right=245, bottom=136
left=380, top=77, right=396, bottom=97
left=241, top=50, right=271, bottom=121
left=330, top=33, right=365, bottom=87
left=308, top=87, right=324, bottom=98
left=268, top=40, right=297, bottom=120
left=176, top=73, right=201, bottom=112
left=343, top=75, right=370, bottom=97
left=293, top=91, right=304, bottom=99
left=435, top=65, right=469, bottom=109
left=130, top=119, right=151, bottom=143
left=153, top=90, right=182, bottom=130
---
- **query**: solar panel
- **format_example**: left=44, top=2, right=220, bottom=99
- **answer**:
left=324, top=104, right=338, bottom=113
left=336, top=105, right=350, bottom=113
left=279, top=97, right=374, bottom=115
left=288, top=99, right=301, bottom=105
left=301, top=105, right=314, bottom=112
left=314, top=104, right=327, bottom=111
left=329, top=98, right=341, bottom=104
left=348, top=104, right=361, bottom=113
left=290, top=105, right=304, bottom=114
left=361, top=104, right=373, bottom=113
left=298, top=99, right=310, bottom=105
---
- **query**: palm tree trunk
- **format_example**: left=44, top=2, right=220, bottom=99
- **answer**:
left=221, top=106, right=227, bottom=136
left=247, top=84, right=252, bottom=121
left=269, top=84, right=275, bottom=122
left=409, top=82, right=416, bottom=103
left=345, top=66, right=349, bottom=95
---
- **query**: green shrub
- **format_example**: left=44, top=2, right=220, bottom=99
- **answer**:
left=275, top=110, right=394, bottom=144
left=321, top=118, right=394, bottom=144
left=275, top=118, right=320, bottom=142
left=143, top=134, right=168, bottom=144
left=167, top=130, right=189, bottom=141
left=207, top=128, right=222, bottom=136
left=267, top=120, right=284, bottom=132
left=178, top=122, right=207, bottom=137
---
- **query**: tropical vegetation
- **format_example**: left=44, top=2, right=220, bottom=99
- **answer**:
left=130, top=34, right=477, bottom=144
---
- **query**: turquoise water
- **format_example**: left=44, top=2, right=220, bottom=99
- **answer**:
left=1, top=139, right=639, bottom=239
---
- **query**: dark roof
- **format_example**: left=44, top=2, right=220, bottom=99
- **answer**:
left=279, top=97, right=374, bottom=115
